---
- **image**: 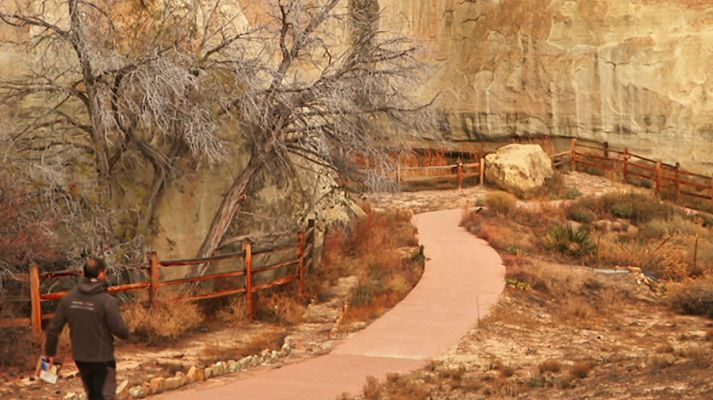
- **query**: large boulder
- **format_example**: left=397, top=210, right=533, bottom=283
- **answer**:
left=485, top=144, right=554, bottom=195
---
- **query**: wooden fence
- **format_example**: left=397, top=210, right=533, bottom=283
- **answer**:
left=554, top=139, right=713, bottom=207
left=0, top=221, right=316, bottom=334
left=396, top=158, right=486, bottom=189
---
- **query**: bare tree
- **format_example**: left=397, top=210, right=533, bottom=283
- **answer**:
left=194, top=0, right=434, bottom=264
left=0, top=0, right=250, bottom=254
left=1, top=0, right=433, bottom=275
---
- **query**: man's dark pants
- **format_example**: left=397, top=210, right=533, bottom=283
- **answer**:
left=75, top=360, right=117, bottom=400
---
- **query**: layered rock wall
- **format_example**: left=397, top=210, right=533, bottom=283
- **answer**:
left=378, top=0, right=713, bottom=170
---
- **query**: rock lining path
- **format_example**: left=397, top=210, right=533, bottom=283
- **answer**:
left=155, top=209, right=505, bottom=399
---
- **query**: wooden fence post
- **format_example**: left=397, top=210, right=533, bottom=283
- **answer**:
left=244, top=241, right=253, bottom=320
left=693, top=236, right=700, bottom=273
left=674, top=162, right=681, bottom=200
left=307, top=219, right=315, bottom=271
left=298, top=231, right=306, bottom=297
left=571, top=139, right=577, bottom=172
left=479, top=157, right=485, bottom=186
left=655, top=161, right=662, bottom=196
left=622, top=148, right=629, bottom=182
left=148, top=252, right=160, bottom=307
left=710, top=177, right=713, bottom=210
left=29, top=264, right=42, bottom=334
left=456, top=160, right=464, bottom=190
left=396, top=163, right=401, bottom=185
left=603, top=141, right=609, bottom=160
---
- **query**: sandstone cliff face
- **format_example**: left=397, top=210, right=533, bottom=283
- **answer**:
left=378, top=0, right=713, bottom=171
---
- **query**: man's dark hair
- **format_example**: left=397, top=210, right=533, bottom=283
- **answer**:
left=83, top=256, right=107, bottom=279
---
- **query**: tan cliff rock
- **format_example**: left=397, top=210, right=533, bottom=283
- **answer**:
left=377, top=0, right=713, bottom=171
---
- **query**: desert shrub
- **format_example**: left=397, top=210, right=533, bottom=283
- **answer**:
left=558, top=298, right=596, bottom=321
left=639, top=219, right=670, bottom=239
left=669, top=279, right=713, bottom=319
left=666, top=215, right=709, bottom=237
left=485, top=191, right=518, bottom=215
left=216, top=297, right=249, bottom=325
left=566, top=204, right=596, bottom=224
left=317, top=207, right=422, bottom=324
left=539, top=359, right=562, bottom=374
left=572, top=193, right=677, bottom=225
left=569, top=361, right=595, bottom=379
left=604, top=193, right=676, bottom=223
left=123, top=300, right=203, bottom=344
left=597, top=234, right=692, bottom=280
left=544, top=224, right=596, bottom=258
left=0, top=329, right=42, bottom=369
left=350, top=282, right=375, bottom=306
left=255, top=291, right=305, bottom=325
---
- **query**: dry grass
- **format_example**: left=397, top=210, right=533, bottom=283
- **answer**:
left=539, top=359, right=563, bottom=374
left=461, top=212, right=535, bottom=255
left=123, top=300, right=203, bottom=344
left=485, top=191, right=518, bottom=215
left=216, top=297, right=249, bottom=326
left=313, top=205, right=423, bottom=324
left=254, top=290, right=306, bottom=325
left=0, top=329, right=42, bottom=369
left=668, top=278, right=713, bottom=318
left=569, top=360, right=595, bottom=379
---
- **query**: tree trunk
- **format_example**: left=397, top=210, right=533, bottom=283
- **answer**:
left=194, top=154, right=263, bottom=271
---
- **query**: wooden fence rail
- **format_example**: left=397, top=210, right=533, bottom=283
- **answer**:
left=396, top=158, right=486, bottom=190
left=554, top=139, right=713, bottom=207
left=1, top=220, right=317, bottom=334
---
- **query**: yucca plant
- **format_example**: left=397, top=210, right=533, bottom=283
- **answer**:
left=545, top=224, right=596, bottom=258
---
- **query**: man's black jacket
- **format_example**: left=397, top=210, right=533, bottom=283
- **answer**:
left=45, top=278, right=130, bottom=362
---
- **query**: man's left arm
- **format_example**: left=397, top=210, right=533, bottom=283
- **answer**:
left=44, top=299, right=68, bottom=360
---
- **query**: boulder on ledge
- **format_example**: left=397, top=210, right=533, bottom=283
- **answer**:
left=485, top=144, right=554, bottom=195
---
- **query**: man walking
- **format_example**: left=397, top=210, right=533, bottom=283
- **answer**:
left=45, top=257, right=130, bottom=400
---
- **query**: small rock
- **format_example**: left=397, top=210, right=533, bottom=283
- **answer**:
left=163, top=376, right=184, bottom=391
left=116, top=380, right=129, bottom=400
left=350, top=322, right=367, bottom=330
left=150, top=377, right=165, bottom=394
left=250, top=355, right=260, bottom=367
left=238, top=357, right=251, bottom=369
left=62, top=392, right=78, bottom=400
left=216, top=361, right=228, bottom=375
left=227, top=360, right=238, bottom=373
left=204, top=367, right=213, bottom=379
left=129, top=385, right=146, bottom=399
left=186, top=366, right=203, bottom=383
left=61, top=370, right=79, bottom=380
left=270, top=351, right=279, bottom=361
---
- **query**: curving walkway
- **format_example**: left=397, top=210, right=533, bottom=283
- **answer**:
left=154, top=209, right=505, bottom=400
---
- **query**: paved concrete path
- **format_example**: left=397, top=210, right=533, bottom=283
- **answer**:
left=154, top=209, right=505, bottom=400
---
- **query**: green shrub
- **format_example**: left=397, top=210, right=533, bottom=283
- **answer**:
left=544, top=224, right=596, bottom=258
left=640, top=219, right=669, bottom=239
left=611, top=201, right=635, bottom=220
left=563, top=187, right=583, bottom=200
left=485, top=191, right=518, bottom=215
left=566, top=205, right=597, bottom=224
left=582, top=166, right=604, bottom=176
left=669, top=279, right=713, bottom=319
left=350, top=283, right=374, bottom=306
left=598, top=193, right=676, bottom=224
left=667, top=215, right=708, bottom=237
